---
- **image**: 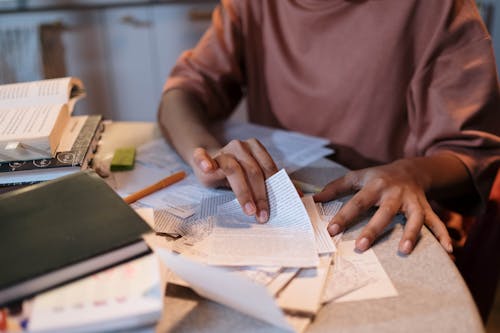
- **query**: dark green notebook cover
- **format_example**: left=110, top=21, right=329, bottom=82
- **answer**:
left=0, top=170, right=151, bottom=306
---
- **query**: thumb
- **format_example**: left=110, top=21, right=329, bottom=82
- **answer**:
left=193, top=147, right=218, bottom=173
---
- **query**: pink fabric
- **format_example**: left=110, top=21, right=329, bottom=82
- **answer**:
left=164, top=0, right=500, bottom=214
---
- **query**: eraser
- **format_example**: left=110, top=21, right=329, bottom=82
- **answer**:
left=110, top=147, right=136, bottom=171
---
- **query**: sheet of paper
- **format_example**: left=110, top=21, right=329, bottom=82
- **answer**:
left=320, top=200, right=343, bottom=218
left=111, top=138, right=191, bottom=197
left=139, top=174, right=228, bottom=217
left=156, top=248, right=293, bottom=332
left=303, top=196, right=336, bottom=254
left=113, top=163, right=171, bottom=196
left=266, top=267, right=300, bottom=296
left=332, top=240, right=398, bottom=302
left=135, top=138, right=189, bottom=174
left=28, top=254, right=162, bottom=332
left=135, top=207, right=154, bottom=229
left=215, top=121, right=333, bottom=173
left=322, top=253, right=372, bottom=303
left=277, top=254, right=332, bottom=315
left=207, top=169, right=319, bottom=267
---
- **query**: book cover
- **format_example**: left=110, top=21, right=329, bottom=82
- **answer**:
left=0, top=115, right=103, bottom=186
left=0, top=170, right=152, bottom=306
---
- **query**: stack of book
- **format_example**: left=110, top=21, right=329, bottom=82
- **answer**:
left=0, top=77, right=104, bottom=187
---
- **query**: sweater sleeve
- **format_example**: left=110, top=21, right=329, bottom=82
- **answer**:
left=407, top=0, right=500, bottom=214
left=163, top=0, right=245, bottom=120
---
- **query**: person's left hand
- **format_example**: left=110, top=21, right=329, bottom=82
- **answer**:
left=313, top=159, right=453, bottom=255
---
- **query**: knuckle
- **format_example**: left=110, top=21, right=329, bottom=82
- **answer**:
left=233, top=186, right=252, bottom=200
left=351, top=196, right=368, bottom=211
left=222, top=158, right=241, bottom=175
left=246, top=165, right=263, bottom=179
left=247, top=138, right=259, bottom=145
left=372, top=177, right=389, bottom=189
left=227, top=139, right=244, bottom=150
left=261, top=161, right=278, bottom=175
left=344, top=171, right=357, bottom=184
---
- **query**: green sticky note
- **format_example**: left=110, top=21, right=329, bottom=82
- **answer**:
left=110, top=147, right=136, bottom=171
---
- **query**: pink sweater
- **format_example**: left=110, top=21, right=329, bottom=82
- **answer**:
left=164, top=0, right=500, bottom=213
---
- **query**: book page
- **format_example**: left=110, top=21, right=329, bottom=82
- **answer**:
left=156, top=248, right=294, bottom=332
left=303, top=196, right=336, bottom=254
left=331, top=240, right=398, bottom=302
left=277, top=254, right=332, bottom=315
left=207, top=169, right=319, bottom=267
left=0, top=104, right=66, bottom=142
left=0, top=77, right=79, bottom=109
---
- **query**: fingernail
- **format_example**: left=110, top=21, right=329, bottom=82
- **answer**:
left=244, top=202, right=256, bottom=215
left=445, top=242, right=453, bottom=253
left=200, top=160, right=211, bottom=172
left=357, top=237, right=370, bottom=251
left=328, top=223, right=340, bottom=235
left=258, top=210, right=268, bottom=223
left=401, top=240, right=412, bottom=254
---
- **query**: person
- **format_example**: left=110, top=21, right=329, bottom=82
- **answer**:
left=158, top=1, right=500, bottom=259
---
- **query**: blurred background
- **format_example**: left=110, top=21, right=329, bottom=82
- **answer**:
left=0, top=0, right=498, bottom=122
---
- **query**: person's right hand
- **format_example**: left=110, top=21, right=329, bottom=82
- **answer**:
left=191, top=138, right=278, bottom=223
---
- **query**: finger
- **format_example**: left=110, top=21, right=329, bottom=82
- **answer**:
left=215, top=153, right=256, bottom=216
left=228, top=141, right=269, bottom=223
left=193, top=148, right=218, bottom=173
left=423, top=205, right=453, bottom=254
left=245, top=138, right=278, bottom=178
left=313, top=171, right=360, bottom=203
left=399, top=203, right=425, bottom=255
left=327, top=186, right=378, bottom=236
left=356, top=198, right=401, bottom=251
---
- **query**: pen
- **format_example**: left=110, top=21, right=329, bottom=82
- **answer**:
left=124, top=171, right=186, bottom=204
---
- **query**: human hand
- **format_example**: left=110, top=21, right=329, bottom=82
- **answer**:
left=313, top=159, right=453, bottom=255
left=191, top=138, right=278, bottom=223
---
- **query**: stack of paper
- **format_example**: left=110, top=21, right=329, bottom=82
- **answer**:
left=111, top=122, right=398, bottom=332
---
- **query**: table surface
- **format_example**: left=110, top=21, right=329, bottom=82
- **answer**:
left=95, top=122, right=485, bottom=333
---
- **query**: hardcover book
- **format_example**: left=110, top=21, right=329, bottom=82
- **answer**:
left=0, top=77, right=86, bottom=162
left=0, top=115, right=103, bottom=186
left=0, top=170, right=152, bottom=306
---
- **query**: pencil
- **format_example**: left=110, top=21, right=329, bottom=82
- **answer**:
left=124, top=171, right=186, bottom=204
left=292, top=179, right=322, bottom=194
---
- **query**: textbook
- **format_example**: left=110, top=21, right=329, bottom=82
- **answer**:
left=0, top=170, right=152, bottom=307
left=0, top=115, right=103, bottom=186
left=0, top=77, right=86, bottom=162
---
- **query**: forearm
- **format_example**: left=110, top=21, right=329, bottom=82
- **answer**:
left=158, top=89, right=221, bottom=167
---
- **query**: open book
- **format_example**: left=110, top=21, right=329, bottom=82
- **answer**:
left=0, top=77, right=85, bottom=162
